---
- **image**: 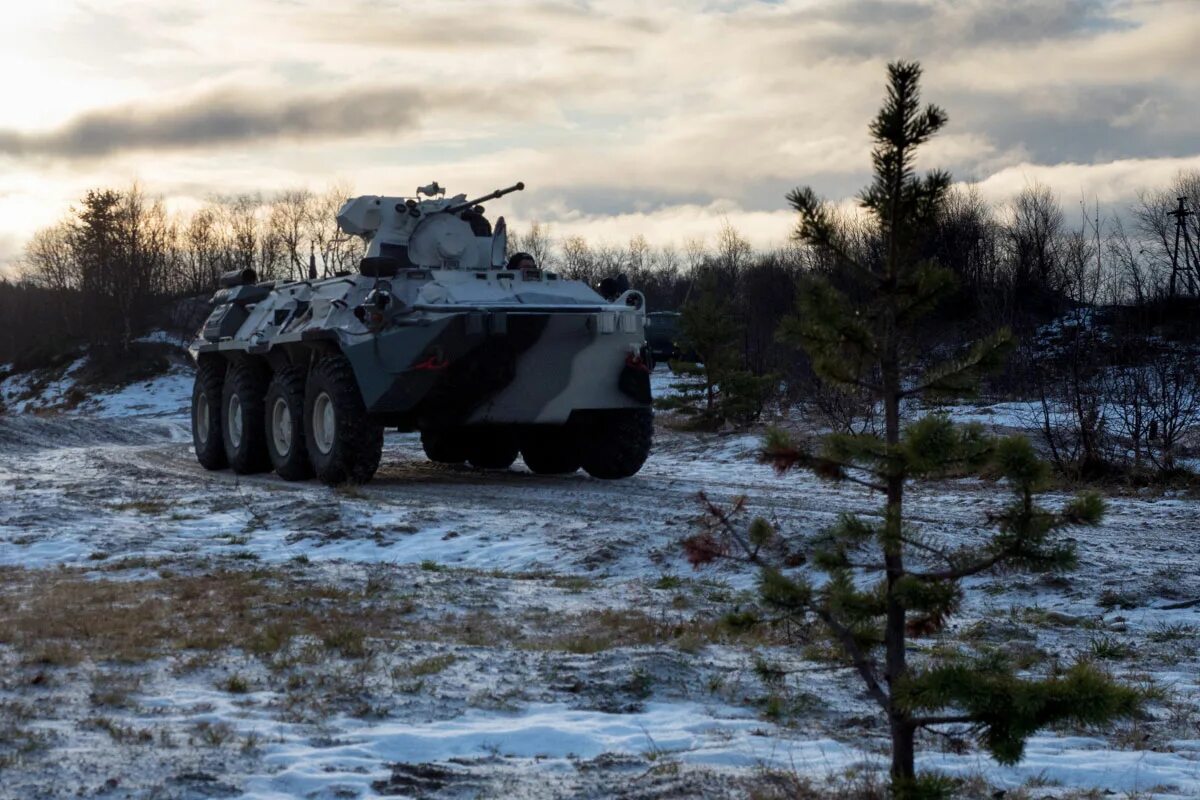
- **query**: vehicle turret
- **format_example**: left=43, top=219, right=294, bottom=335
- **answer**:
left=336, top=182, right=524, bottom=270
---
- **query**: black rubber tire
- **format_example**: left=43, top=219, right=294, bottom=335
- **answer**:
left=421, top=428, right=469, bottom=464
left=466, top=427, right=519, bottom=470
left=576, top=408, right=653, bottom=479
left=264, top=366, right=313, bottom=481
left=304, top=355, right=384, bottom=485
left=520, top=427, right=580, bottom=475
left=222, top=361, right=272, bottom=474
left=192, top=358, right=227, bottom=471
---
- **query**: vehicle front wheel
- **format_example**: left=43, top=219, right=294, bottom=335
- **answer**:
left=305, top=355, right=383, bottom=485
left=576, top=408, right=653, bottom=479
left=192, top=358, right=227, bottom=470
left=265, top=366, right=313, bottom=481
left=222, top=361, right=271, bottom=474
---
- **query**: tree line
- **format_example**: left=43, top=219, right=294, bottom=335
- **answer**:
left=2, top=183, right=363, bottom=361
left=2, top=171, right=1199, bottom=371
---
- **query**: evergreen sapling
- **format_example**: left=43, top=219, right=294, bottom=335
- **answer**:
left=658, top=273, right=776, bottom=427
left=684, top=61, right=1141, bottom=795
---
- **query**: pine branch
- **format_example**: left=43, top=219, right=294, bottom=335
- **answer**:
left=837, top=473, right=890, bottom=493
left=909, top=512, right=1074, bottom=582
left=901, top=330, right=1014, bottom=400
left=786, top=186, right=883, bottom=287
left=910, top=552, right=1003, bottom=583
left=698, top=492, right=758, bottom=562
left=899, top=534, right=957, bottom=569
left=812, top=604, right=890, bottom=710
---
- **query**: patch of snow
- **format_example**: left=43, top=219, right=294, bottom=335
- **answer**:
left=0, top=356, right=88, bottom=413
left=134, top=329, right=189, bottom=346
left=925, top=735, right=1200, bottom=797
left=0, top=353, right=192, bottom=420
left=78, top=366, right=193, bottom=419
left=6, top=350, right=1200, bottom=797
left=651, top=364, right=697, bottom=400
left=929, top=400, right=1043, bottom=429
left=240, top=701, right=850, bottom=798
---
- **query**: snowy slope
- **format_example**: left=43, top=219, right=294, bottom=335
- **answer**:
left=2, top=362, right=1200, bottom=798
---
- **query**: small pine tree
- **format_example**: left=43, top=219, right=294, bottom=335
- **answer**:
left=658, top=274, right=776, bottom=427
left=685, top=61, right=1140, bottom=795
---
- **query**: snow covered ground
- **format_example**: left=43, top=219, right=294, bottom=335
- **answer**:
left=2, top=362, right=1200, bottom=798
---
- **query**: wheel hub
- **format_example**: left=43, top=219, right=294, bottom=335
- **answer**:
left=227, top=394, right=243, bottom=448
left=271, top=397, right=293, bottom=456
left=195, top=394, right=210, bottom=443
left=312, top=392, right=336, bottom=455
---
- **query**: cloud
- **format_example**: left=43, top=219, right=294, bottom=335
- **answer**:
left=2, top=0, right=1200, bottom=269
left=297, top=2, right=664, bottom=49
left=514, top=199, right=800, bottom=251
left=0, top=84, right=533, bottom=159
left=972, top=155, right=1200, bottom=207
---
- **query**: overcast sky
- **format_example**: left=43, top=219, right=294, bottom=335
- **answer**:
left=1, top=0, right=1198, bottom=272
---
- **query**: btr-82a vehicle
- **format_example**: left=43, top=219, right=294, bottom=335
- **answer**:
left=189, top=182, right=653, bottom=484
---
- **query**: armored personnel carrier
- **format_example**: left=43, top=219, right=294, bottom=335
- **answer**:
left=188, top=182, right=653, bottom=485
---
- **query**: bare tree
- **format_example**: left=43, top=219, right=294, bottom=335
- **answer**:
left=1106, top=216, right=1154, bottom=305
left=683, top=236, right=708, bottom=278
left=269, top=189, right=315, bottom=281
left=25, top=222, right=77, bottom=292
left=713, top=221, right=752, bottom=286
left=559, top=235, right=596, bottom=283
left=510, top=221, right=554, bottom=270
left=1144, top=354, right=1200, bottom=473
left=1107, top=361, right=1152, bottom=472
left=217, top=194, right=263, bottom=276
left=309, top=182, right=360, bottom=277
left=1004, top=183, right=1066, bottom=308
left=182, top=206, right=222, bottom=294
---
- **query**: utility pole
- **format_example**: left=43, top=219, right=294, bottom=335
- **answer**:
left=1167, top=196, right=1199, bottom=298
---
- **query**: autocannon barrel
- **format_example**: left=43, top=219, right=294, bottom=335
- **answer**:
left=218, top=268, right=258, bottom=288
left=444, top=182, right=525, bottom=215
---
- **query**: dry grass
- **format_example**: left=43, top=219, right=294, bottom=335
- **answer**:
left=107, top=499, right=169, bottom=515
left=397, top=654, right=457, bottom=678
left=0, top=566, right=392, bottom=665
left=0, top=566, right=771, bottom=670
left=89, top=671, right=142, bottom=708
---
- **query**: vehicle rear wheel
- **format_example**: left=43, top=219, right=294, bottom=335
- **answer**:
left=421, top=428, right=469, bottom=464
left=520, top=427, right=580, bottom=475
left=466, top=427, right=519, bottom=470
left=192, top=358, right=227, bottom=470
left=222, top=361, right=271, bottom=474
left=304, top=355, right=383, bottom=485
left=265, top=366, right=313, bottom=481
left=576, top=408, right=653, bottom=479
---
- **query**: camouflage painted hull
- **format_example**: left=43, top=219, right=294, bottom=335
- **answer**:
left=190, top=270, right=651, bottom=431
